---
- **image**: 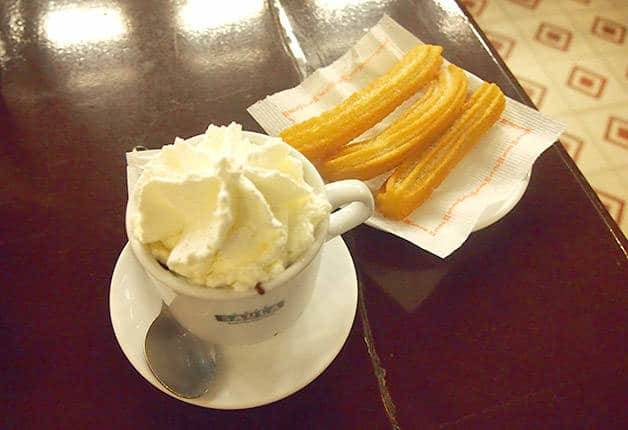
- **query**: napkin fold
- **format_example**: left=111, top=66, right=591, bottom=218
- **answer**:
left=247, top=15, right=565, bottom=258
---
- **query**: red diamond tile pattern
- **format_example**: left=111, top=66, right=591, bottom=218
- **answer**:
left=604, top=116, right=628, bottom=150
left=461, top=0, right=487, bottom=17
left=560, top=132, right=584, bottom=162
left=472, top=0, right=628, bottom=237
left=566, top=66, right=607, bottom=98
left=485, top=31, right=516, bottom=60
left=592, top=17, right=626, bottom=45
left=516, top=76, right=547, bottom=108
left=595, top=189, right=625, bottom=225
left=507, top=0, right=540, bottom=8
left=534, top=22, right=572, bottom=51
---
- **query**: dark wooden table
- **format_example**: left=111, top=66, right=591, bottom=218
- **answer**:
left=2, top=0, right=627, bottom=428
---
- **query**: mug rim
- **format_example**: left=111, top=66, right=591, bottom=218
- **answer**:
left=126, top=131, right=329, bottom=301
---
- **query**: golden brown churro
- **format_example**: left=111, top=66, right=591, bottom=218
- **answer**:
left=320, top=64, right=468, bottom=180
left=279, top=45, right=444, bottom=162
left=376, top=82, right=506, bottom=220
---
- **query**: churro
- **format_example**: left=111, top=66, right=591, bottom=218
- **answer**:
left=280, top=45, right=444, bottom=162
left=320, top=64, right=468, bottom=180
left=376, top=82, right=506, bottom=220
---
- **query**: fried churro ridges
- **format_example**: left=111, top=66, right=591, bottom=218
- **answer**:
left=279, top=45, right=444, bottom=162
left=376, top=82, right=506, bottom=220
left=320, top=64, right=468, bottom=181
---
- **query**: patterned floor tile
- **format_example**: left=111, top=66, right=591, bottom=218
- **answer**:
left=543, top=55, right=627, bottom=109
left=591, top=16, right=626, bottom=44
left=500, top=0, right=563, bottom=18
left=596, top=189, right=626, bottom=227
left=463, top=0, right=628, bottom=235
left=603, top=54, right=628, bottom=92
left=587, top=171, right=627, bottom=227
left=516, top=75, right=547, bottom=108
left=577, top=141, right=611, bottom=178
left=607, top=0, right=628, bottom=8
left=614, top=168, right=628, bottom=209
left=557, top=113, right=607, bottom=175
left=558, top=0, right=615, bottom=10
left=467, top=0, right=508, bottom=23
left=575, top=107, right=628, bottom=174
left=604, top=116, right=628, bottom=150
left=497, top=44, right=571, bottom=114
left=567, top=65, right=608, bottom=98
left=484, top=30, right=517, bottom=60
left=535, top=21, right=573, bottom=51
left=515, top=14, right=591, bottom=59
left=508, top=0, right=540, bottom=8
left=461, top=0, right=488, bottom=18
left=560, top=131, right=586, bottom=162
left=603, top=4, right=628, bottom=21
left=478, top=22, right=569, bottom=114
left=568, top=9, right=628, bottom=56
left=474, top=10, right=524, bottom=39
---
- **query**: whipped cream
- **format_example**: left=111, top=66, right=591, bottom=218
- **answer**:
left=130, top=123, right=331, bottom=291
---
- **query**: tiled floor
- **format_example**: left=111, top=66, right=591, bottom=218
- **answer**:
left=462, top=0, right=628, bottom=236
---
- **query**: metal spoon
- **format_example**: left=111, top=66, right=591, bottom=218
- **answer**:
left=144, top=303, right=216, bottom=399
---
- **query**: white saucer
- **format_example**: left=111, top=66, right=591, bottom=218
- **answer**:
left=110, top=237, right=358, bottom=409
left=473, top=174, right=530, bottom=231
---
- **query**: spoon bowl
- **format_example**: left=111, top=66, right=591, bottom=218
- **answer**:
left=144, top=303, right=216, bottom=399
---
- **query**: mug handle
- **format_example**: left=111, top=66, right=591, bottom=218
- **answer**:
left=325, top=180, right=374, bottom=240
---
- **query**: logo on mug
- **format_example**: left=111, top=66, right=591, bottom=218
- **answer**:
left=215, top=301, right=285, bottom=324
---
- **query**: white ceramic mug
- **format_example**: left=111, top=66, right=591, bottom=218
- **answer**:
left=126, top=132, right=373, bottom=345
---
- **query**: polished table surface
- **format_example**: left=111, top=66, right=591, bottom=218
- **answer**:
left=2, top=0, right=627, bottom=428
